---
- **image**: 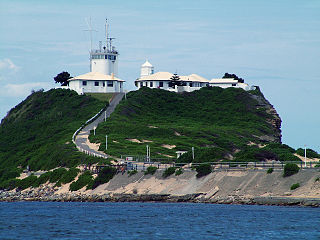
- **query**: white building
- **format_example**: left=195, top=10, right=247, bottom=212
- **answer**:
left=68, top=72, right=124, bottom=95
left=66, top=19, right=125, bottom=94
left=209, top=78, right=250, bottom=91
left=135, top=61, right=251, bottom=92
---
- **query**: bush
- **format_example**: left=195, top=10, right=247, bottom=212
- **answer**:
left=33, top=172, right=51, bottom=187
left=91, top=166, right=117, bottom=189
left=267, top=168, right=273, bottom=174
left=296, top=148, right=320, bottom=159
left=59, top=168, right=80, bottom=184
left=69, top=171, right=93, bottom=191
left=196, top=164, right=212, bottom=178
left=18, top=175, right=38, bottom=190
left=49, top=168, right=67, bottom=183
left=162, top=167, right=176, bottom=178
left=128, top=170, right=138, bottom=177
left=283, top=163, right=299, bottom=177
left=175, top=168, right=183, bottom=176
left=144, top=166, right=157, bottom=175
left=290, top=183, right=300, bottom=190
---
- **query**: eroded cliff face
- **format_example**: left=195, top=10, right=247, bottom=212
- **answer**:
left=249, top=87, right=282, bottom=143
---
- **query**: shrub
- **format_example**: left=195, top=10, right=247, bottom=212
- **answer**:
left=175, top=168, right=183, bottom=176
left=33, top=172, right=51, bottom=187
left=49, top=168, right=67, bottom=183
left=18, top=175, right=38, bottom=190
left=162, top=167, right=176, bottom=178
left=128, top=170, right=138, bottom=177
left=290, top=183, right=300, bottom=190
left=144, top=166, right=157, bottom=175
left=283, top=163, right=299, bottom=177
left=59, top=168, right=80, bottom=184
left=91, top=166, right=117, bottom=189
left=0, top=178, right=21, bottom=190
left=315, top=177, right=320, bottom=182
left=296, top=148, right=320, bottom=159
left=69, top=171, right=93, bottom=191
left=196, top=164, right=212, bottom=178
left=267, top=168, right=273, bottom=174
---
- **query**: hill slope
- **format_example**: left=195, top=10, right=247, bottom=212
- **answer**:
left=0, top=89, right=108, bottom=184
left=89, top=87, right=297, bottom=162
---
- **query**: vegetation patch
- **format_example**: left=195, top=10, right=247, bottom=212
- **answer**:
left=283, top=163, right=300, bottom=177
left=128, top=170, right=138, bottom=177
left=144, top=166, right=157, bottom=175
left=0, top=89, right=108, bottom=187
left=175, top=168, right=183, bottom=176
left=69, top=171, right=93, bottom=191
left=290, top=183, right=300, bottom=190
left=91, top=166, right=117, bottom=189
left=296, top=148, right=320, bottom=159
left=162, top=167, right=176, bottom=178
left=89, top=87, right=281, bottom=160
left=267, top=168, right=274, bottom=174
left=196, top=164, right=212, bottom=178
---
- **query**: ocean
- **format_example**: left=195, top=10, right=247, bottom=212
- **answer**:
left=0, top=202, right=319, bottom=240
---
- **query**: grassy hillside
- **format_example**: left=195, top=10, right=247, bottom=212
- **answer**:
left=89, top=87, right=301, bottom=162
left=0, top=89, right=108, bottom=185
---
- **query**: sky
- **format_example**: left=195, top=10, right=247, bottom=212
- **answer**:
left=0, top=0, right=319, bottom=151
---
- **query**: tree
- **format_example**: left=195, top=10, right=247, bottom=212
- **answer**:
left=168, top=73, right=185, bottom=88
left=222, top=73, right=244, bottom=83
left=54, top=71, right=72, bottom=86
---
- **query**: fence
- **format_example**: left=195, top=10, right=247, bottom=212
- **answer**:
left=116, top=158, right=320, bottom=172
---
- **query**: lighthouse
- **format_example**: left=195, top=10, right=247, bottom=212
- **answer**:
left=140, top=60, right=154, bottom=77
left=90, top=19, right=119, bottom=76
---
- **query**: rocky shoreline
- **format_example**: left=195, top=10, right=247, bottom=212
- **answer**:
left=1, top=190, right=319, bottom=207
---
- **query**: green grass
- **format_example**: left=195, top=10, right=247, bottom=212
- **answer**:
left=0, top=88, right=109, bottom=186
left=85, top=93, right=114, bottom=103
left=89, top=87, right=300, bottom=163
left=290, top=183, right=300, bottom=190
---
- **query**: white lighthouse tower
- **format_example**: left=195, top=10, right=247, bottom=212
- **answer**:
left=90, top=19, right=119, bottom=76
left=140, top=60, right=154, bottom=77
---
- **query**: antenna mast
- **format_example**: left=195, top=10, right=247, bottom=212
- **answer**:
left=84, top=17, right=97, bottom=53
left=105, top=18, right=109, bottom=51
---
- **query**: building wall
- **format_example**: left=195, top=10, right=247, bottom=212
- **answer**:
left=209, top=82, right=250, bottom=91
left=91, top=59, right=118, bottom=76
left=68, top=80, right=123, bottom=94
left=140, top=66, right=154, bottom=77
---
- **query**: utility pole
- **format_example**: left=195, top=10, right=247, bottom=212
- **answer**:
left=106, top=135, right=108, bottom=150
left=105, top=111, right=106, bottom=122
left=192, top=147, right=195, bottom=160
left=146, top=145, right=149, bottom=162
left=93, top=126, right=96, bottom=135
left=304, top=144, right=307, bottom=168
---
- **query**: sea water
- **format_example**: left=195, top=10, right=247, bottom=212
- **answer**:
left=0, top=202, right=319, bottom=240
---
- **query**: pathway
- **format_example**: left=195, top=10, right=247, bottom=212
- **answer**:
left=74, top=93, right=125, bottom=158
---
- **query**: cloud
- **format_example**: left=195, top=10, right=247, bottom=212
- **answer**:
left=1, top=82, right=52, bottom=98
left=0, top=58, right=19, bottom=72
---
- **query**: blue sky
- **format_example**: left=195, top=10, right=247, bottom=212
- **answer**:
left=0, top=0, right=319, bottom=151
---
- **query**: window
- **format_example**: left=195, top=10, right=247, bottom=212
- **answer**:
left=159, top=81, right=163, bottom=87
left=107, top=81, right=113, bottom=87
left=82, top=81, right=87, bottom=86
left=103, top=82, right=105, bottom=87
left=150, top=82, right=153, bottom=87
left=189, top=83, right=193, bottom=87
left=95, top=81, right=99, bottom=86
left=232, top=83, right=236, bottom=86
left=140, top=82, right=143, bottom=87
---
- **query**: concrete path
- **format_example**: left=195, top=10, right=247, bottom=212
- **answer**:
left=75, top=93, right=125, bottom=158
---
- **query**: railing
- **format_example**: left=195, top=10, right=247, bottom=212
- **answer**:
left=117, top=159, right=320, bottom=172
